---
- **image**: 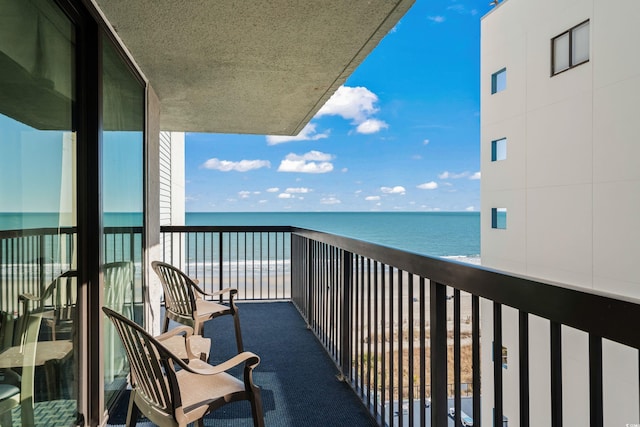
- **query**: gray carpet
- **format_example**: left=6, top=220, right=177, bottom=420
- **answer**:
left=108, top=302, right=377, bottom=427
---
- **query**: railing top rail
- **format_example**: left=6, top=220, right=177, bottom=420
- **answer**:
left=0, top=226, right=77, bottom=239
left=161, top=225, right=292, bottom=233
left=291, top=227, right=640, bottom=350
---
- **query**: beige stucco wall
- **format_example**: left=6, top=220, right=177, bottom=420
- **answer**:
left=480, top=0, right=640, bottom=425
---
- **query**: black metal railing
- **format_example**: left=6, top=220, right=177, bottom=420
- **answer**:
left=160, top=226, right=291, bottom=300
left=3, top=224, right=639, bottom=427
left=290, top=227, right=640, bottom=427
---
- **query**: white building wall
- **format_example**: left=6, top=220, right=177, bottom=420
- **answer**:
left=158, top=131, right=186, bottom=265
left=159, top=131, right=185, bottom=227
left=481, top=0, right=640, bottom=425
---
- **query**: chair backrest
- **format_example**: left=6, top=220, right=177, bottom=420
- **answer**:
left=151, top=261, right=197, bottom=320
left=37, top=270, right=77, bottom=321
left=103, top=307, right=183, bottom=419
left=17, top=270, right=77, bottom=342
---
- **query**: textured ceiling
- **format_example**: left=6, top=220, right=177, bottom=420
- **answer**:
left=94, top=0, right=415, bottom=134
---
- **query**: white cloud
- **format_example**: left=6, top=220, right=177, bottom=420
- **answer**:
left=465, top=206, right=475, bottom=211
left=417, top=181, right=438, bottom=190
left=412, top=154, right=422, bottom=160
left=470, top=171, right=481, bottom=180
left=341, top=168, right=348, bottom=173
left=365, top=196, right=381, bottom=201
left=259, top=200, right=268, bottom=204
left=321, top=197, right=341, bottom=205
left=381, top=186, right=406, bottom=195
left=266, top=123, right=330, bottom=145
left=202, top=158, right=270, bottom=172
left=423, top=139, right=430, bottom=145
left=447, top=4, right=478, bottom=15
left=278, top=193, right=293, bottom=199
left=238, top=191, right=251, bottom=199
left=278, top=151, right=334, bottom=174
left=428, top=15, right=446, bottom=23
left=317, top=86, right=378, bottom=122
left=316, top=86, right=388, bottom=134
left=285, top=187, right=311, bottom=194
left=356, top=119, right=389, bottom=134
left=266, top=187, right=279, bottom=193
left=438, top=171, right=471, bottom=179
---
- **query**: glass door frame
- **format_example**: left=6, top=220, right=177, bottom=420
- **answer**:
left=54, top=0, right=148, bottom=424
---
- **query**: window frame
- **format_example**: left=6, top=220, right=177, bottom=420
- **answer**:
left=491, top=137, right=507, bottom=162
left=551, top=19, right=590, bottom=76
left=491, top=67, right=507, bottom=94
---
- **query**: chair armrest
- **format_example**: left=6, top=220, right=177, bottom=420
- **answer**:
left=19, top=293, right=42, bottom=302
left=157, top=326, right=202, bottom=360
left=193, top=285, right=238, bottom=301
left=155, top=325, right=194, bottom=341
left=179, top=351, right=260, bottom=376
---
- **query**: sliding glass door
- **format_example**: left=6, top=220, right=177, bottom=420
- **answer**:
left=0, top=0, right=78, bottom=424
left=101, top=35, right=145, bottom=407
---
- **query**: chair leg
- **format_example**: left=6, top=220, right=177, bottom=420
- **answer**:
left=162, top=314, right=170, bottom=333
left=0, top=410, right=13, bottom=427
left=250, top=386, right=265, bottom=427
left=233, top=311, right=244, bottom=353
left=126, top=390, right=141, bottom=427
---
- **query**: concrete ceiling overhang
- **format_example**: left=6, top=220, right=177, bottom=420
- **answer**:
left=94, top=0, right=415, bottom=135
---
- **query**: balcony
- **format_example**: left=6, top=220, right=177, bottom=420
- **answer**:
left=2, top=225, right=640, bottom=426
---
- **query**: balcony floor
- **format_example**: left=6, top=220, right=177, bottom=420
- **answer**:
left=108, top=301, right=377, bottom=427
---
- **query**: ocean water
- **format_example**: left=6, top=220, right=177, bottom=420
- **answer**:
left=0, top=211, right=481, bottom=263
left=186, top=212, right=480, bottom=261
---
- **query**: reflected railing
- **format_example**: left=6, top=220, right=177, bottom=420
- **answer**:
left=0, top=226, right=142, bottom=320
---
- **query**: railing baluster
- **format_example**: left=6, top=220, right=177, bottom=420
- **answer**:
left=454, top=288, right=461, bottom=427
left=473, top=294, right=481, bottom=427
left=493, top=302, right=503, bottom=427
left=551, top=321, right=563, bottom=427
left=389, top=266, right=394, bottom=427
left=340, top=249, right=352, bottom=381
left=373, top=260, right=379, bottom=416
left=419, top=277, right=426, bottom=427
left=519, top=310, right=530, bottom=427
left=367, top=258, right=372, bottom=407
left=431, top=281, right=447, bottom=427
left=359, top=255, right=365, bottom=398
left=381, top=264, right=387, bottom=426
left=398, top=271, right=404, bottom=427
left=408, top=274, right=414, bottom=427
left=588, top=334, right=603, bottom=427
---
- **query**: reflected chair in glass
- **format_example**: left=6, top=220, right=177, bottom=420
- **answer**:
left=104, top=261, right=135, bottom=383
left=151, top=261, right=244, bottom=353
left=103, top=307, right=264, bottom=427
left=0, top=311, right=18, bottom=426
left=18, top=270, right=77, bottom=341
left=0, top=310, right=48, bottom=427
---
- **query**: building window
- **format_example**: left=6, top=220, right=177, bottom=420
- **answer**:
left=491, top=68, right=507, bottom=94
left=491, top=138, right=507, bottom=161
left=492, top=208, right=507, bottom=229
left=552, top=20, right=589, bottom=75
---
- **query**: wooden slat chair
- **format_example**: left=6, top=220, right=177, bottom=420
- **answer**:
left=102, top=307, right=264, bottom=427
left=151, top=261, right=244, bottom=353
left=18, top=270, right=77, bottom=341
left=0, top=310, right=48, bottom=427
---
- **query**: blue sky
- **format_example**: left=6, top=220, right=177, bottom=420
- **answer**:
left=185, top=0, right=491, bottom=213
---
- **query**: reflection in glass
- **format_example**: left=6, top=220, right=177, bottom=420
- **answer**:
left=0, top=0, right=77, bottom=424
left=101, top=35, right=145, bottom=408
